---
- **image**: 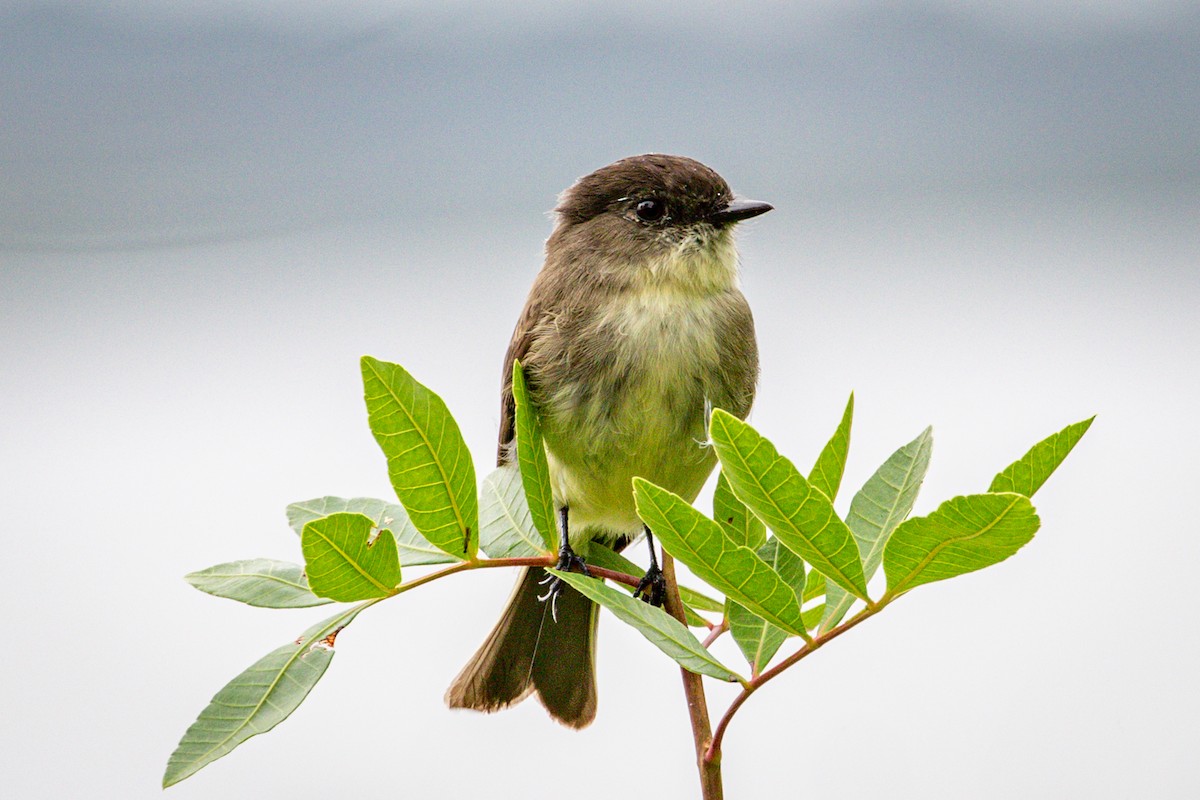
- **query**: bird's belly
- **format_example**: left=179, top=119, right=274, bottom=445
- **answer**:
left=540, top=293, right=727, bottom=543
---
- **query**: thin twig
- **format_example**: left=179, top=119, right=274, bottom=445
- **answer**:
left=662, top=551, right=723, bottom=800
left=394, top=555, right=553, bottom=593
left=702, top=619, right=728, bottom=649
left=584, top=564, right=642, bottom=590
left=705, top=603, right=885, bottom=762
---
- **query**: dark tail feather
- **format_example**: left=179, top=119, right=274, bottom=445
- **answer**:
left=445, top=567, right=599, bottom=728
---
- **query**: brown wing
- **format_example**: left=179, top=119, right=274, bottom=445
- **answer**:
left=722, top=292, right=760, bottom=421
left=497, top=295, right=543, bottom=466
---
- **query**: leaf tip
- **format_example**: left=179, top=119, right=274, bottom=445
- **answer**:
left=709, top=407, right=736, bottom=428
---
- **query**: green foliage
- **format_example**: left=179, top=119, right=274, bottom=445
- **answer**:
left=678, top=585, right=725, bottom=615
left=821, top=428, right=933, bottom=631
left=168, top=356, right=1091, bottom=789
left=713, top=470, right=766, bottom=549
left=809, top=393, right=854, bottom=502
left=728, top=537, right=808, bottom=674
left=990, top=417, right=1095, bottom=497
left=552, top=571, right=742, bottom=683
left=709, top=409, right=869, bottom=600
left=361, top=355, right=477, bottom=560
left=479, top=465, right=549, bottom=558
left=512, top=360, right=558, bottom=550
left=287, top=496, right=455, bottom=566
left=882, top=493, right=1040, bottom=597
left=185, top=559, right=330, bottom=608
left=803, top=570, right=825, bottom=602
left=635, top=478, right=806, bottom=637
left=301, top=513, right=401, bottom=601
left=163, top=603, right=368, bottom=787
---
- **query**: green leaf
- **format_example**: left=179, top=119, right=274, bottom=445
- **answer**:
left=821, top=427, right=933, bottom=631
left=809, top=393, right=854, bottom=502
left=634, top=478, right=806, bottom=637
left=512, top=360, right=557, bottom=551
left=301, top=513, right=400, bottom=601
left=287, top=496, right=456, bottom=567
left=714, top=470, right=766, bottom=548
left=361, top=356, right=478, bottom=559
left=728, top=537, right=807, bottom=673
left=479, top=465, right=550, bottom=558
left=551, top=571, right=741, bottom=683
left=163, top=604, right=365, bottom=787
left=709, top=410, right=869, bottom=600
left=578, top=540, right=639, bottom=574
left=584, top=543, right=716, bottom=628
left=185, top=559, right=331, bottom=608
left=802, top=570, right=825, bottom=603
left=883, top=493, right=1040, bottom=597
left=801, top=604, right=826, bottom=631
left=678, top=585, right=725, bottom=614
left=989, top=417, right=1095, bottom=497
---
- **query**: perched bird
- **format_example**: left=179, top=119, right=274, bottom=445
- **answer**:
left=446, top=154, right=771, bottom=727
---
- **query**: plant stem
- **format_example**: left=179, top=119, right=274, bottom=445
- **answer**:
left=701, top=619, right=728, bottom=649
left=392, top=555, right=641, bottom=595
left=394, top=555, right=553, bottom=593
left=704, top=603, right=885, bottom=763
left=661, top=551, right=722, bottom=800
left=584, top=565, right=642, bottom=590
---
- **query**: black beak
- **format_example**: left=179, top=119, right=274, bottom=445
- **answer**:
left=708, top=198, right=773, bottom=225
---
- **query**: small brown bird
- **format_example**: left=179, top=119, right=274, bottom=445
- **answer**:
left=446, top=154, right=771, bottom=727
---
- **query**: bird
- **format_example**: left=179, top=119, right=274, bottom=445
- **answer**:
left=446, top=154, right=770, bottom=727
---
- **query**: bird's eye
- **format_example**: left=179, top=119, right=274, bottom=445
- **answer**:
left=635, top=198, right=666, bottom=222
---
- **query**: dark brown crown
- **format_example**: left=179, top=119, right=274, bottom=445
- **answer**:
left=555, top=154, right=732, bottom=226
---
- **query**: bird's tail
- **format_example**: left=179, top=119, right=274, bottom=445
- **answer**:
left=445, top=566, right=599, bottom=728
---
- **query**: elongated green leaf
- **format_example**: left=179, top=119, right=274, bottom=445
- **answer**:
left=479, top=465, right=550, bottom=558
left=803, top=570, right=825, bottom=603
left=584, top=542, right=715, bottom=628
left=710, top=410, right=869, bottom=600
left=802, top=604, right=826, bottom=630
left=989, top=417, right=1094, bottom=497
left=185, top=559, right=331, bottom=608
left=821, top=428, right=933, bottom=631
left=728, top=537, right=807, bottom=673
left=809, top=393, right=854, bottom=502
left=302, top=513, right=400, bottom=601
left=163, top=604, right=364, bottom=787
left=361, top=356, right=477, bottom=559
left=287, top=496, right=455, bottom=566
left=634, top=478, right=805, bottom=636
left=883, top=493, right=1040, bottom=597
left=552, top=571, right=741, bottom=682
left=714, top=470, right=766, bottom=549
left=679, top=585, right=725, bottom=614
left=578, top=540, right=639, bottom=575
left=512, top=360, right=557, bottom=551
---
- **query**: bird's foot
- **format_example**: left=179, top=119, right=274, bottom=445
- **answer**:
left=538, top=543, right=590, bottom=621
left=633, top=564, right=666, bottom=607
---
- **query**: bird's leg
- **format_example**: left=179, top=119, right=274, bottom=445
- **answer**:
left=538, top=505, right=588, bottom=620
left=633, top=525, right=667, bottom=607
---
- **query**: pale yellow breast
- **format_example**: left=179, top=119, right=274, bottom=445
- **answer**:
left=543, top=234, right=741, bottom=542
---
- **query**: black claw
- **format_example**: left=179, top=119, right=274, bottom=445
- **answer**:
left=554, top=543, right=589, bottom=576
left=633, top=564, right=667, bottom=607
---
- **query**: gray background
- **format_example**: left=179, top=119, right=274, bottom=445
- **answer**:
left=2, top=2, right=1197, bottom=797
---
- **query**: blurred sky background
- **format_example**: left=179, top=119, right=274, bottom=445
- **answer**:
left=2, top=1, right=1197, bottom=798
